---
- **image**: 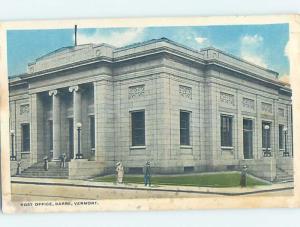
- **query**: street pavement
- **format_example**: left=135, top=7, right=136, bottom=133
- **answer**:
left=10, top=177, right=294, bottom=201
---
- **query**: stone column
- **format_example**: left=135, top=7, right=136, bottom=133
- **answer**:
left=49, top=90, right=61, bottom=160
left=69, top=85, right=81, bottom=159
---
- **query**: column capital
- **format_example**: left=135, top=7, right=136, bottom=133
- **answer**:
left=49, top=90, right=58, bottom=96
left=69, top=85, right=79, bottom=93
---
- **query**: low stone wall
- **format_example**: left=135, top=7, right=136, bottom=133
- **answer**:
left=239, top=159, right=277, bottom=181
left=10, top=159, right=32, bottom=176
left=276, top=157, right=293, bottom=175
left=10, top=161, right=18, bottom=176
left=68, top=159, right=105, bottom=179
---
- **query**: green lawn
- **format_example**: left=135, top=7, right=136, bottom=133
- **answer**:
left=92, top=172, right=268, bottom=188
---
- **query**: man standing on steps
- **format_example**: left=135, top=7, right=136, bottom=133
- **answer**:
left=144, top=161, right=151, bottom=187
left=43, top=156, right=48, bottom=171
left=60, top=153, right=66, bottom=168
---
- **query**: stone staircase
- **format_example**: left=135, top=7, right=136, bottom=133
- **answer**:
left=274, top=166, right=294, bottom=183
left=18, top=161, right=69, bottom=179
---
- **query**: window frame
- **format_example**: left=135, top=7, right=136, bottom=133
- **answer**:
left=243, top=118, right=254, bottom=159
left=180, top=110, right=191, bottom=146
left=130, top=110, right=146, bottom=147
left=262, top=121, right=272, bottom=150
left=220, top=114, right=233, bottom=148
left=21, top=123, right=30, bottom=153
left=279, top=124, right=284, bottom=150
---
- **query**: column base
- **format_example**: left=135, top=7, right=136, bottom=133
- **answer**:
left=75, top=153, right=83, bottom=159
left=283, top=152, right=290, bottom=157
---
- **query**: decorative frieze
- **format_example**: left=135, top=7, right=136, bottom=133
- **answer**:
left=179, top=85, right=192, bottom=100
left=242, top=98, right=254, bottom=110
left=20, top=104, right=29, bottom=115
left=278, top=108, right=285, bottom=117
left=129, top=85, right=145, bottom=99
left=220, top=92, right=234, bottom=106
left=261, top=102, right=272, bottom=113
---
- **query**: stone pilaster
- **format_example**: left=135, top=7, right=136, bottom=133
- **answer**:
left=30, top=93, right=44, bottom=163
left=69, top=85, right=81, bottom=159
left=94, top=80, right=114, bottom=162
left=49, top=90, right=61, bottom=160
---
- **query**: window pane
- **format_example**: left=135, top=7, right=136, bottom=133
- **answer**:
left=180, top=111, right=190, bottom=145
left=221, top=115, right=232, bottom=147
left=22, top=124, right=30, bottom=152
left=279, top=125, right=284, bottom=149
left=131, top=111, right=145, bottom=146
left=243, top=119, right=253, bottom=159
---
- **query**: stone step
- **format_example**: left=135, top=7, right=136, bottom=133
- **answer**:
left=19, top=161, right=70, bottom=179
left=20, top=172, right=68, bottom=176
left=18, top=175, right=68, bottom=179
left=274, top=176, right=294, bottom=183
left=22, top=171, right=68, bottom=175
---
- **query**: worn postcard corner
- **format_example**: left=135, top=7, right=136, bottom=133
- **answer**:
left=1, top=14, right=300, bottom=213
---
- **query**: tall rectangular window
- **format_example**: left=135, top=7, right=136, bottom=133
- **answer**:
left=49, top=120, right=53, bottom=150
left=131, top=111, right=145, bottom=146
left=21, top=123, right=30, bottom=152
left=243, top=119, right=253, bottom=159
left=221, top=115, right=233, bottom=147
left=90, top=115, right=95, bottom=149
left=180, top=111, right=190, bottom=145
left=262, top=122, right=271, bottom=149
left=279, top=124, right=284, bottom=150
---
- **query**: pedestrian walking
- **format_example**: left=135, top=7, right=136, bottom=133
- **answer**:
left=115, top=161, right=124, bottom=184
left=143, top=161, right=151, bottom=186
left=240, top=165, right=248, bottom=187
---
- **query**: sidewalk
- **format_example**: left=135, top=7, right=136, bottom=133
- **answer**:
left=11, top=177, right=294, bottom=196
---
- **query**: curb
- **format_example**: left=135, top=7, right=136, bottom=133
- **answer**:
left=11, top=180, right=294, bottom=196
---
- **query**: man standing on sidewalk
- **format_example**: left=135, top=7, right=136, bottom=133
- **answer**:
left=115, top=162, right=124, bottom=184
left=240, top=165, right=248, bottom=187
left=144, top=161, right=151, bottom=186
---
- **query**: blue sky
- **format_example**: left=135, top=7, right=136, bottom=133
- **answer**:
left=7, top=24, right=289, bottom=81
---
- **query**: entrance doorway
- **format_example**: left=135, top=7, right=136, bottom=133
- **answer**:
left=243, top=119, right=253, bottom=159
left=68, top=118, right=74, bottom=160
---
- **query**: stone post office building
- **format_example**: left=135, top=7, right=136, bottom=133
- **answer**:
left=9, top=38, right=293, bottom=181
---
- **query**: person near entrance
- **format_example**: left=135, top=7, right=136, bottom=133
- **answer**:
left=143, top=161, right=151, bottom=186
left=60, top=153, right=66, bottom=168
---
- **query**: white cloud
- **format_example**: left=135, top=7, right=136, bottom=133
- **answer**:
left=195, top=36, right=208, bottom=44
left=240, top=34, right=267, bottom=68
left=76, top=28, right=144, bottom=47
left=241, top=34, right=263, bottom=45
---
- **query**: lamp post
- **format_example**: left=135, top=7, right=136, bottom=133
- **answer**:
left=264, top=124, right=271, bottom=157
left=76, top=122, right=83, bottom=159
left=283, top=127, right=289, bottom=157
left=10, top=130, right=16, bottom=161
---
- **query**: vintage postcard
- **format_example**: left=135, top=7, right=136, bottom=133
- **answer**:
left=0, top=15, right=300, bottom=213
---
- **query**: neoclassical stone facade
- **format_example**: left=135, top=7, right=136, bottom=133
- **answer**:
left=9, top=38, right=293, bottom=181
